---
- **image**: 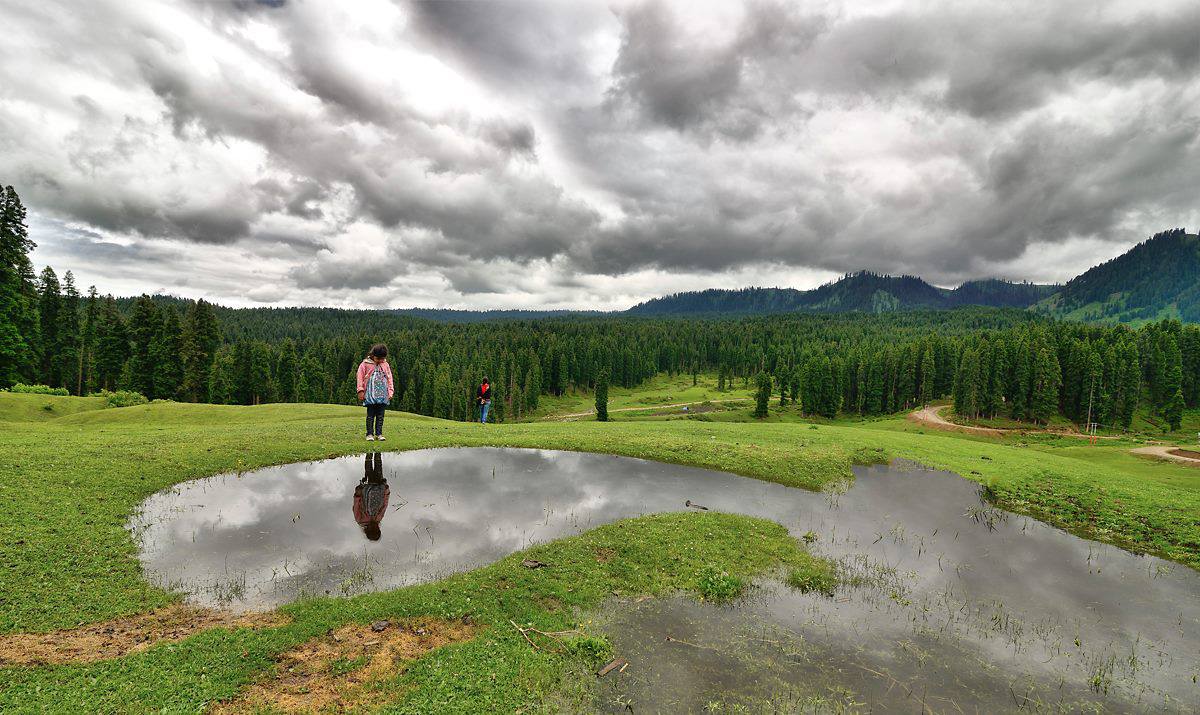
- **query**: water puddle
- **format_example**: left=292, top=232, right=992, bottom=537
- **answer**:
left=129, top=449, right=1199, bottom=710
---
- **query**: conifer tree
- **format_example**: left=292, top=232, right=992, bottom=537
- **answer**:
left=127, top=296, right=161, bottom=398
left=207, top=347, right=236, bottom=404
left=151, top=307, right=183, bottom=400
left=94, top=296, right=128, bottom=391
left=1030, top=348, right=1061, bottom=425
left=556, top=352, right=569, bottom=396
left=595, top=367, right=609, bottom=421
left=297, top=350, right=324, bottom=403
left=37, top=266, right=62, bottom=386
left=79, top=286, right=99, bottom=394
left=180, top=300, right=220, bottom=402
left=1165, top=387, right=1185, bottom=432
left=919, top=346, right=935, bottom=406
left=753, top=372, right=772, bottom=418
left=231, top=341, right=253, bottom=405
left=524, top=360, right=541, bottom=411
left=276, top=338, right=299, bottom=402
left=0, top=185, right=40, bottom=387
left=58, top=271, right=82, bottom=393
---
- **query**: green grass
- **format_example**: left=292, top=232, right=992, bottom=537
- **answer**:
left=0, top=391, right=107, bottom=423
left=0, top=511, right=821, bottom=712
left=2, top=389, right=1199, bottom=709
left=530, top=372, right=755, bottom=419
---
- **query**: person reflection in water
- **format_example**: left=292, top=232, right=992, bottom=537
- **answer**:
left=354, top=452, right=390, bottom=541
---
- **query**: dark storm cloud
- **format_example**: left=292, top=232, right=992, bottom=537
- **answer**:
left=3, top=0, right=1199, bottom=306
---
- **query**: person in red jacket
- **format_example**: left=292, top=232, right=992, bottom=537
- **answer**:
left=476, top=376, right=492, bottom=423
left=353, top=452, right=390, bottom=541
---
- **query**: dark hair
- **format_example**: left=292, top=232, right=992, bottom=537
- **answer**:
left=364, top=522, right=381, bottom=541
left=482, top=376, right=490, bottom=383
left=370, top=343, right=388, bottom=359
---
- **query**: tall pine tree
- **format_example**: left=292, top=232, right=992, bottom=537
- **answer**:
left=0, top=185, right=40, bottom=387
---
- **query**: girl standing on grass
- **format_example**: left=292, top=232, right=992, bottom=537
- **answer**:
left=356, top=343, right=394, bottom=441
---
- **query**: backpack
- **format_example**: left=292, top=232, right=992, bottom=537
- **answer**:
left=364, top=363, right=389, bottom=405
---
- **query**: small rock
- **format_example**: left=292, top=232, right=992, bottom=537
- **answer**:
left=370, top=620, right=390, bottom=632
left=521, top=559, right=549, bottom=569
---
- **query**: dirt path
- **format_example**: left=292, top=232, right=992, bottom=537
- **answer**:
left=907, top=405, right=1006, bottom=437
left=907, top=405, right=1117, bottom=440
left=0, top=605, right=287, bottom=666
left=1130, top=445, right=1200, bottom=467
left=543, top=398, right=747, bottom=421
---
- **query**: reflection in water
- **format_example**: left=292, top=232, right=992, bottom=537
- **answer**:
left=353, top=452, right=389, bottom=541
left=128, top=449, right=1200, bottom=711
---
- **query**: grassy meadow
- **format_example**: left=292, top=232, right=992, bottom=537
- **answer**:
left=1, top=385, right=1198, bottom=711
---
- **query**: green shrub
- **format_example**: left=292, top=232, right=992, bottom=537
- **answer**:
left=694, top=564, right=744, bottom=602
left=7, top=383, right=69, bottom=396
left=92, top=389, right=149, bottom=408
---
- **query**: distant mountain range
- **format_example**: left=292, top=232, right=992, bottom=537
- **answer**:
left=628, top=229, right=1199, bottom=322
left=126, top=228, right=1199, bottom=325
left=626, top=275, right=1057, bottom=316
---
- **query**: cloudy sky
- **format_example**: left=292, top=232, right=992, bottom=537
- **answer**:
left=2, top=0, right=1198, bottom=309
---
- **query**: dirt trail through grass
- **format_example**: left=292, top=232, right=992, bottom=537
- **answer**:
left=0, top=605, right=286, bottom=666
left=908, top=404, right=1117, bottom=440
left=213, top=618, right=479, bottom=713
left=1131, top=445, right=1200, bottom=467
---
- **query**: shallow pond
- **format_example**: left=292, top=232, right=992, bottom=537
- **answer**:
left=129, top=448, right=1199, bottom=710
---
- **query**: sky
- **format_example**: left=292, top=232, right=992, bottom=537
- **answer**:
left=2, top=0, right=1199, bottom=310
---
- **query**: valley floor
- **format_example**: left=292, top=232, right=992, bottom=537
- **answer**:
left=1, top=389, right=1198, bottom=711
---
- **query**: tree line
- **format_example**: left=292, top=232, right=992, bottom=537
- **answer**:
left=3, top=183, right=1197, bottom=430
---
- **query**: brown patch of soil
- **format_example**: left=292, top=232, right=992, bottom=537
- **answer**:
left=0, top=605, right=287, bottom=666
left=536, top=596, right=564, bottom=612
left=593, top=547, right=616, bottom=563
left=1170, top=448, right=1200, bottom=460
left=214, top=618, right=478, bottom=714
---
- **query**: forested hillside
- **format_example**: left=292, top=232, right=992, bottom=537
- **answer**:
left=1038, top=228, right=1200, bottom=323
left=628, top=273, right=1056, bottom=316
left=3, top=184, right=1197, bottom=431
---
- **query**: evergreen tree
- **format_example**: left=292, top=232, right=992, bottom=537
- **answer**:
left=179, top=300, right=221, bottom=402
left=93, top=297, right=128, bottom=391
left=127, top=296, right=161, bottom=398
left=207, top=347, right=236, bottom=404
left=919, top=346, right=935, bottom=406
left=297, top=350, right=324, bottom=403
left=1160, top=333, right=1183, bottom=415
left=1030, top=348, right=1061, bottom=425
left=231, top=341, right=253, bottom=405
left=753, top=372, right=772, bottom=418
left=0, top=185, right=40, bottom=387
left=58, top=271, right=82, bottom=394
left=555, top=352, right=568, bottom=396
left=79, top=286, right=99, bottom=394
left=525, top=360, right=541, bottom=411
left=151, top=307, right=183, bottom=400
left=595, top=367, right=609, bottom=421
left=276, top=338, right=299, bottom=402
left=37, top=266, right=63, bottom=386
left=1165, top=387, right=1185, bottom=432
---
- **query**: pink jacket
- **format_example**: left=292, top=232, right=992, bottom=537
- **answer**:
left=356, top=358, right=394, bottom=399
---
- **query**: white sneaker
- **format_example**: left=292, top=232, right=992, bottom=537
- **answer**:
left=366, top=435, right=375, bottom=441
left=376, top=435, right=386, bottom=441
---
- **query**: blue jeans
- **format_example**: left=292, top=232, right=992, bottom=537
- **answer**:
left=480, top=401, right=490, bottom=423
